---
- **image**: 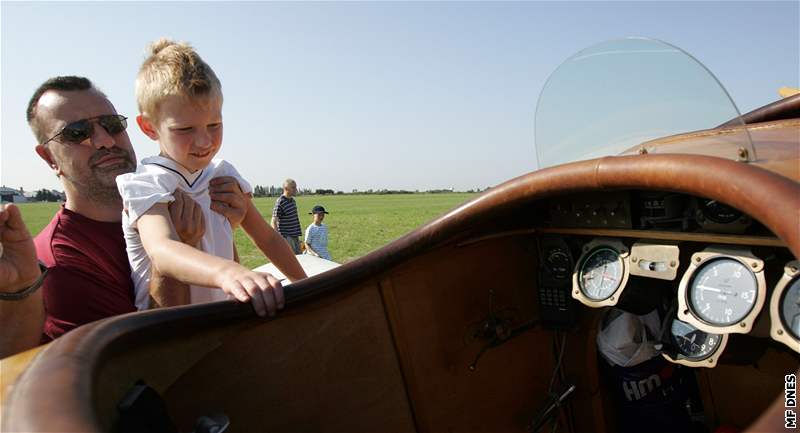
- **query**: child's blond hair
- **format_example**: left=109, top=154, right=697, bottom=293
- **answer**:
left=135, top=38, right=222, bottom=121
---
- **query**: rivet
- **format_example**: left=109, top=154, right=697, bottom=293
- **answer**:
left=740, top=322, right=746, bottom=328
left=751, top=262, right=758, bottom=269
left=574, top=290, right=579, bottom=295
left=695, top=257, right=702, bottom=262
left=610, top=296, right=615, bottom=301
left=778, top=329, right=784, bottom=335
left=737, top=147, right=749, bottom=161
left=632, top=257, right=638, bottom=263
left=670, top=261, right=677, bottom=267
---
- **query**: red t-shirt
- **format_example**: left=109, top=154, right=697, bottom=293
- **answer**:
left=34, top=206, right=136, bottom=342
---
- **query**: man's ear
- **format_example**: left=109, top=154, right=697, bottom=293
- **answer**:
left=136, top=114, right=159, bottom=140
left=35, top=144, right=61, bottom=176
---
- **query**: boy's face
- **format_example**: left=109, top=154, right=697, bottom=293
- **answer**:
left=140, top=94, right=223, bottom=172
left=313, top=212, right=324, bottom=224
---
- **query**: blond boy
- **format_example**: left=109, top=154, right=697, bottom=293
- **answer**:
left=116, top=39, right=306, bottom=316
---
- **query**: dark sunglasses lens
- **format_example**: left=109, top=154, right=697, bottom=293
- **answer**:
left=99, top=115, right=127, bottom=134
left=61, top=121, right=92, bottom=143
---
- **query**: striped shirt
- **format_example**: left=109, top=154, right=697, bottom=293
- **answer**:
left=272, top=195, right=301, bottom=237
left=304, top=223, right=331, bottom=260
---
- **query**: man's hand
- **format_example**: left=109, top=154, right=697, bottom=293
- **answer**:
left=170, top=189, right=205, bottom=247
left=0, top=204, right=41, bottom=294
left=216, top=263, right=285, bottom=317
left=210, top=176, right=248, bottom=228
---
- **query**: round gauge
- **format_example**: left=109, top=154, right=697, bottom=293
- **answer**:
left=545, top=249, right=571, bottom=280
left=688, top=258, right=757, bottom=326
left=670, top=319, right=723, bottom=360
left=578, top=247, right=623, bottom=301
left=699, top=198, right=742, bottom=224
left=780, top=276, right=800, bottom=340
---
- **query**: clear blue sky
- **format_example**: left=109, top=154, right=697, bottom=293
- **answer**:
left=2, top=1, right=797, bottom=192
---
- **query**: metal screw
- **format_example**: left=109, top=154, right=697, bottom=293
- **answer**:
left=610, top=296, right=615, bottom=301
left=778, top=329, right=784, bottom=335
left=751, top=262, right=758, bottom=269
left=740, top=322, right=746, bottom=328
left=695, top=257, right=702, bottom=262
left=737, top=147, right=749, bottom=161
left=631, top=257, right=638, bottom=263
left=670, top=261, right=677, bottom=268
left=574, top=290, right=579, bottom=295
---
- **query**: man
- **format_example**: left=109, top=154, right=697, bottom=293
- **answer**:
left=271, top=178, right=303, bottom=254
left=23, top=76, right=258, bottom=344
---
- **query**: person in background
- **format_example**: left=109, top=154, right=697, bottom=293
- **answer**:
left=271, top=178, right=302, bottom=254
left=304, top=205, right=332, bottom=261
left=26, top=75, right=248, bottom=343
left=117, top=38, right=306, bottom=317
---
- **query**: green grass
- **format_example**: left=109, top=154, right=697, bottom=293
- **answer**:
left=17, top=193, right=477, bottom=269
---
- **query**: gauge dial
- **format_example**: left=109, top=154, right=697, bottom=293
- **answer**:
left=699, top=199, right=742, bottom=224
left=689, top=258, right=757, bottom=326
left=545, top=249, right=571, bottom=280
left=780, top=276, right=800, bottom=340
left=670, top=319, right=722, bottom=360
left=579, top=247, right=623, bottom=301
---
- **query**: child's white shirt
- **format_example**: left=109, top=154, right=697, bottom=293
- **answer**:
left=116, top=156, right=252, bottom=310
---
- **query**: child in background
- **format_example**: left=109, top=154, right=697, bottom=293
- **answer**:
left=116, top=38, right=306, bottom=316
left=304, top=205, right=332, bottom=261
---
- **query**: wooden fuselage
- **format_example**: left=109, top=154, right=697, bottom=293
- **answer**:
left=2, top=114, right=799, bottom=432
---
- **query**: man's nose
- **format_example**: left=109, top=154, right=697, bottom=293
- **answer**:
left=90, top=123, right=117, bottom=149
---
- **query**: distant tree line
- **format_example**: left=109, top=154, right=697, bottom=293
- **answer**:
left=35, top=189, right=65, bottom=202
left=250, top=185, right=492, bottom=197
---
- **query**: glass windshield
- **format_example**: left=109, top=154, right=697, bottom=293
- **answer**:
left=535, top=38, right=753, bottom=169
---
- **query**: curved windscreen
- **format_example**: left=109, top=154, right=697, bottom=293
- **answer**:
left=535, top=38, right=753, bottom=169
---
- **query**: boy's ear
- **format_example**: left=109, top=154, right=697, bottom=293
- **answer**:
left=136, top=114, right=159, bottom=140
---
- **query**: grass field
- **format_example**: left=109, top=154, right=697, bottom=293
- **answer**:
left=17, top=193, right=478, bottom=269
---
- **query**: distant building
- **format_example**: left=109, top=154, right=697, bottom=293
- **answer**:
left=0, top=186, right=27, bottom=203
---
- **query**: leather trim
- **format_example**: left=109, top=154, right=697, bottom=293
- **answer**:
left=4, top=154, right=799, bottom=432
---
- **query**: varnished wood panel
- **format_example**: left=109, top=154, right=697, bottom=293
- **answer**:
left=380, top=237, right=555, bottom=432
left=162, top=285, right=415, bottom=433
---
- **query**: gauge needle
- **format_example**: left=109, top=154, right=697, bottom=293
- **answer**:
left=697, top=285, right=721, bottom=293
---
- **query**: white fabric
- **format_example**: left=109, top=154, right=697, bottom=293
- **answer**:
left=596, top=308, right=662, bottom=367
left=117, top=156, right=252, bottom=310
left=304, top=223, right=331, bottom=260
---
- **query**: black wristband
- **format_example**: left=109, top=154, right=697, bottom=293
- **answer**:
left=0, top=262, right=48, bottom=301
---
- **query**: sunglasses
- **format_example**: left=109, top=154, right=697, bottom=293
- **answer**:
left=43, top=114, right=128, bottom=146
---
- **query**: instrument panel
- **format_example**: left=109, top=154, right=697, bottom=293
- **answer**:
left=563, top=237, right=799, bottom=365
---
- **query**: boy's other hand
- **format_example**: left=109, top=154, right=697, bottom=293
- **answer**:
left=209, top=176, right=247, bottom=228
left=218, top=265, right=285, bottom=317
left=0, top=204, right=41, bottom=294
left=170, top=189, right=205, bottom=246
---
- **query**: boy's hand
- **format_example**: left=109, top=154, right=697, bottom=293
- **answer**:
left=209, top=176, right=247, bottom=228
left=170, top=189, right=205, bottom=246
left=0, top=204, right=41, bottom=294
left=218, top=265, right=285, bottom=317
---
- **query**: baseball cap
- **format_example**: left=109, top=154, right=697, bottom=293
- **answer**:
left=309, top=205, right=329, bottom=215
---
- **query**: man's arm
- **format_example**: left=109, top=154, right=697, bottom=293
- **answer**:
left=271, top=197, right=281, bottom=230
left=241, top=200, right=307, bottom=282
left=0, top=204, right=45, bottom=358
